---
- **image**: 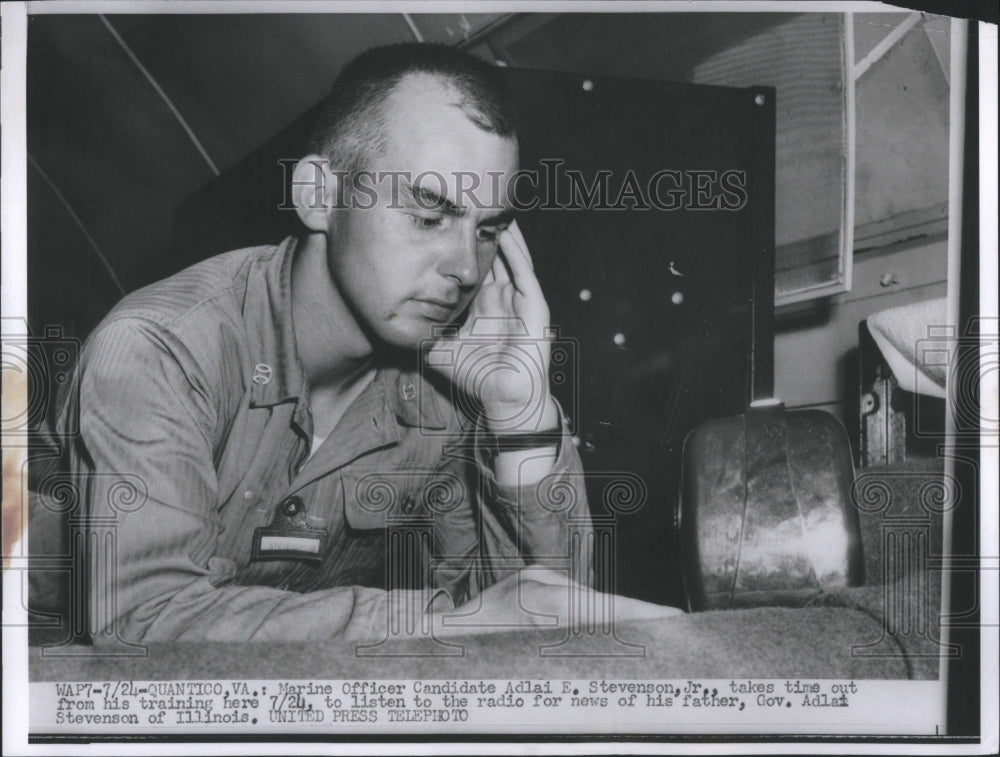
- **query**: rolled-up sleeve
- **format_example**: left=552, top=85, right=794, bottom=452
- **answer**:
left=66, top=317, right=408, bottom=643
left=429, top=401, right=593, bottom=605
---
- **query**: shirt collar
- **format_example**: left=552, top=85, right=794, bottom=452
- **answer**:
left=244, top=236, right=304, bottom=408
left=383, top=365, right=448, bottom=430
left=242, top=236, right=447, bottom=431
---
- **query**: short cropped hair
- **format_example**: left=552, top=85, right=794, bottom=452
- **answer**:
left=308, top=43, right=518, bottom=175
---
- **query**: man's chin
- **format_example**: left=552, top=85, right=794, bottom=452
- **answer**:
left=376, top=315, right=447, bottom=351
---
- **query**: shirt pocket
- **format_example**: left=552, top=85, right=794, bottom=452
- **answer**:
left=340, top=466, right=465, bottom=531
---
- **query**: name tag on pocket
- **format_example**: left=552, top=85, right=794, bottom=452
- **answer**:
left=251, top=527, right=327, bottom=563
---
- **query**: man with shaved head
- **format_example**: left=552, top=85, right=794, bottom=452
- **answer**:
left=34, top=43, right=679, bottom=644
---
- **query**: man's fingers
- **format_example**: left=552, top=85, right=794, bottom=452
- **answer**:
left=506, top=220, right=534, bottom=270
left=490, top=249, right=511, bottom=286
left=613, top=596, right=686, bottom=620
left=498, top=227, right=542, bottom=298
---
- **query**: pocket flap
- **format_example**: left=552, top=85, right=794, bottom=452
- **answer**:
left=340, top=469, right=432, bottom=531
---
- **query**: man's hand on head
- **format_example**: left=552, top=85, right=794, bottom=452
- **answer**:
left=425, top=220, right=559, bottom=436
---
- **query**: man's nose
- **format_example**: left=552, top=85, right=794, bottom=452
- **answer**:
left=437, top=224, right=481, bottom=288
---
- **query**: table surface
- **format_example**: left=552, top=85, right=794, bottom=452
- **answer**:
left=30, top=606, right=920, bottom=682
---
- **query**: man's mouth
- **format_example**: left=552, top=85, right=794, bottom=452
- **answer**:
left=413, top=298, right=459, bottom=322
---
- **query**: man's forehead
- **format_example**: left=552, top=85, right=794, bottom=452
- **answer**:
left=386, top=72, right=468, bottom=114
left=380, top=74, right=517, bottom=161
left=375, top=75, right=518, bottom=213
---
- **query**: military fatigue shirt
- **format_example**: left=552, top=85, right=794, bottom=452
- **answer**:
left=36, top=237, right=590, bottom=643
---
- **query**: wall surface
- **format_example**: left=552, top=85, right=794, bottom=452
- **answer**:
left=774, top=235, right=949, bottom=422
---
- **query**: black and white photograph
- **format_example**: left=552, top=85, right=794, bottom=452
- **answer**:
left=2, top=1, right=997, bottom=753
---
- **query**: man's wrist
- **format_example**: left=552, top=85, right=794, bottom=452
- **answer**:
left=483, top=394, right=560, bottom=435
left=481, top=395, right=562, bottom=466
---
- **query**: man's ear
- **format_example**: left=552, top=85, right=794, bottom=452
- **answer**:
left=291, top=155, right=342, bottom=232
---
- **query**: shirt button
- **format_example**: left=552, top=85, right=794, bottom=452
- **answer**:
left=243, top=490, right=254, bottom=501
left=281, top=497, right=304, bottom=517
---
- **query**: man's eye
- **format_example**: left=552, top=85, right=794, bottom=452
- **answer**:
left=409, top=214, right=445, bottom=230
left=476, top=226, right=504, bottom=243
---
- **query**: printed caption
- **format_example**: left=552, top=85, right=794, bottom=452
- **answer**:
left=31, top=678, right=885, bottom=732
